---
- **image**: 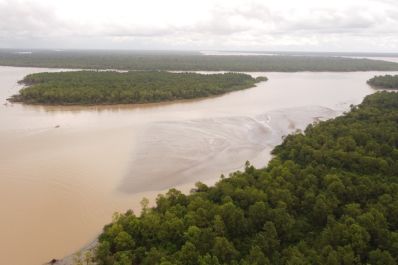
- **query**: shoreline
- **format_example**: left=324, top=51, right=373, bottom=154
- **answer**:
left=0, top=68, right=386, bottom=264
left=46, top=105, right=340, bottom=265
left=46, top=239, right=98, bottom=265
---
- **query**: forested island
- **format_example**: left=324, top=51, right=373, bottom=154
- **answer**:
left=9, top=71, right=266, bottom=105
left=2, top=49, right=398, bottom=72
left=94, top=92, right=398, bottom=265
left=367, top=75, right=398, bottom=89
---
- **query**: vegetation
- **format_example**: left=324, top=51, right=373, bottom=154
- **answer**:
left=1, top=49, right=398, bottom=72
left=368, top=75, right=398, bottom=89
left=95, top=91, right=398, bottom=265
left=10, top=71, right=265, bottom=105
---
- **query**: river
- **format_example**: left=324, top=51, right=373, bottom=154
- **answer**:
left=0, top=66, right=395, bottom=264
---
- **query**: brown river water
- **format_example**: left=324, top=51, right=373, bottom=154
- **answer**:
left=0, top=66, right=396, bottom=264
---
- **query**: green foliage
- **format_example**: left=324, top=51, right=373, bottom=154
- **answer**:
left=96, top=91, right=398, bottom=264
left=1, top=50, right=398, bottom=72
left=368, top=75, right=398, bottom=89
left=10, top=71, right=264, bottom=105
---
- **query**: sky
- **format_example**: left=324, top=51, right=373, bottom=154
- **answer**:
left=0, top=0, right=397, bottom=52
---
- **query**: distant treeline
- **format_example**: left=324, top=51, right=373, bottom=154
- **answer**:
left=367, top=75, right=398, bottom=89
left=1, top=50, right=398, bottom=72
left=95, top=91, right=398, bottom=265
left=10, top=71, right=266, bottom=105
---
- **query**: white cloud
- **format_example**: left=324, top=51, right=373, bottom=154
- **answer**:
left=0, top=0, right=397, bottom=51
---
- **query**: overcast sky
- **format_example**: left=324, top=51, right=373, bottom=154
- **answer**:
left=1, top=0, right=397, bottom=52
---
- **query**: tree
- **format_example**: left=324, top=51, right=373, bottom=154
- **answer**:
left=255, top=221, right=280, bottom=256
left=368, top=249, right=396, bottom=265
left=212, top=237, right=238, bottom=263
left=178, top=242, right=199, bottom=265
left=114, top=231, right=135, bottom=251
left=95, top=92, right=398, bottom=265
left=245, top=246, right=270, bottom=265
left=213, top=215, right=225, bottom=236
left=113, top=251, right=133, bottom=265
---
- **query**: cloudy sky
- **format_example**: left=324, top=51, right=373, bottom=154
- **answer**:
left=0, top=0, right=397, bottom=52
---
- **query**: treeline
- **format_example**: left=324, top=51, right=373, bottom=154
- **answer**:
left=367, top=75, right=398, bottom=89
left=95, top=91, right=398, bottom=265
left=1, top=49, right=398, bottom=72
left=10, top=71, right=265, bottom=105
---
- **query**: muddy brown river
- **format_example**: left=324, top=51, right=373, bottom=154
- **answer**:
left=0, top=66, right=395, bottom=264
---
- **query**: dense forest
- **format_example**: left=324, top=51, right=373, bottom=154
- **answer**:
left=367, top=75, right=398, bottom=89
left=95, top=92, right=398, bottom=265
left=1, top=50, right=398, bottom=72
left=10, top=71, right=265, bottom=105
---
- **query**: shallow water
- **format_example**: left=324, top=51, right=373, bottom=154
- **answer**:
left=0, top=66, right=395, bottom=264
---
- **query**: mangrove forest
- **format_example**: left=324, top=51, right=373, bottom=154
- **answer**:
left=367, top=75, right=398, bottom=89
left=95, top=91, right=398, bottom=265
left=10, top=71, right=266, bottom=105
left=2, top=49, right=398, bottom=72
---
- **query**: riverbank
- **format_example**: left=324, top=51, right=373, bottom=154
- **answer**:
left=94, top=91, right=398, bottom=264
left=0, top=67, right=389, bottom=264
left=45, top=240, right=97, bottom=265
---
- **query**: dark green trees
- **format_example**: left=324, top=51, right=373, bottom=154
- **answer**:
left=10, top=71, right=265, bottom=105
left=367, top=75, right=398, bottom=89
left=96, top=92, right=398, bottom=264
left=2, top=50, right=398, bottom=72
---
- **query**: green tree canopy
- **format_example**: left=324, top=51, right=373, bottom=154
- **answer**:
left=10, top=71, right=266, bottom=105
left=96, top=92, right=398, bottom=265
